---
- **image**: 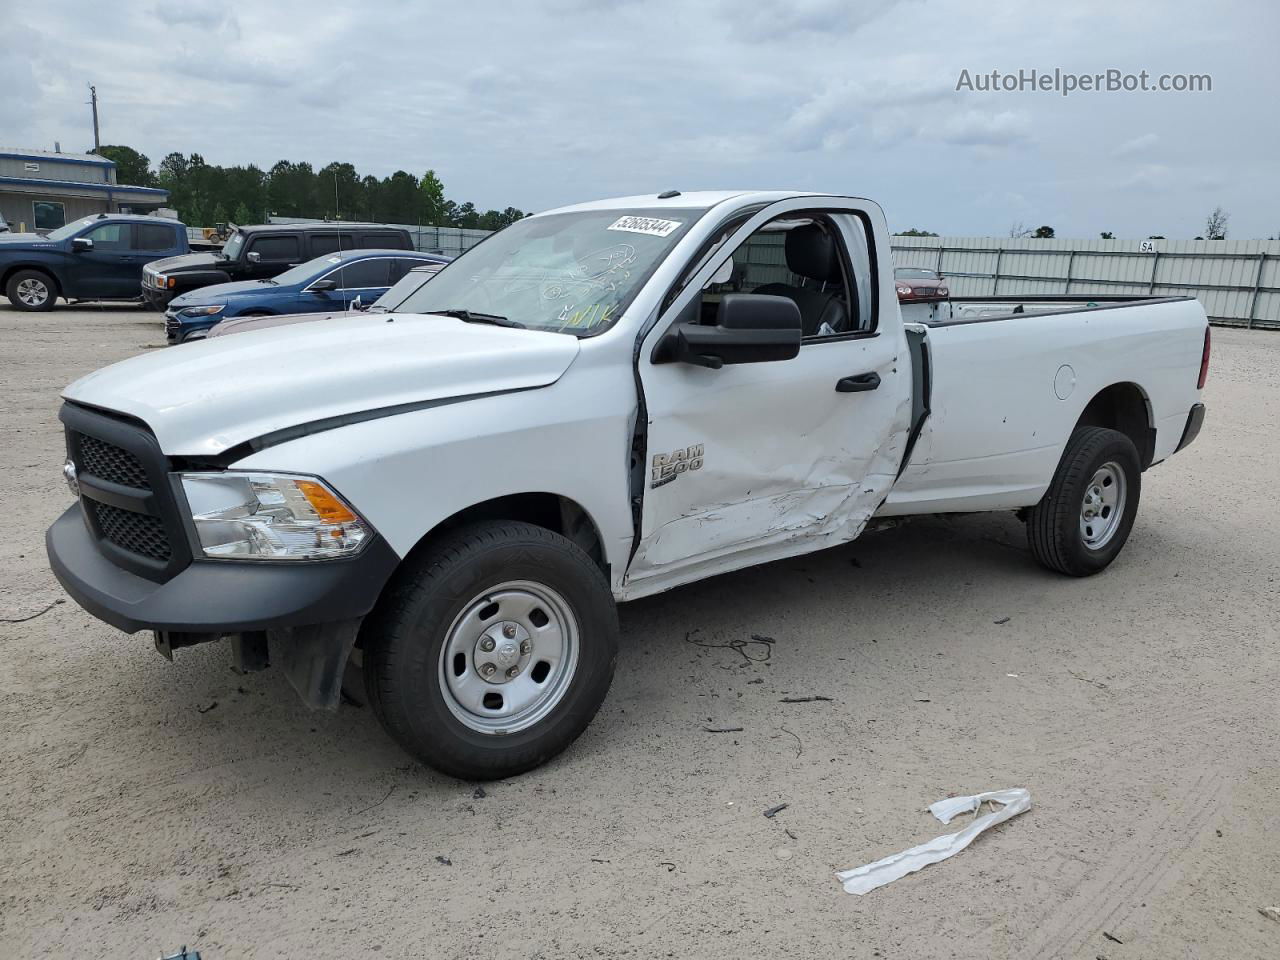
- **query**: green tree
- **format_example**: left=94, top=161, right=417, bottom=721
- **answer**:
left=898, top=227, right=938, bottom=237
left=1100, top=231, right=1114, bottom=239
left=232, top=202, right=252, bottom=225
left=318, top=162, right=361, bottom=220
left=1033, top=225, right=1055, bottom=238
left=94, top=144, right=155, bottom=186
left=419, top=169, right=446, bottom=225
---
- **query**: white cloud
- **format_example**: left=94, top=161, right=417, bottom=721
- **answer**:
left=7, top=0, right=1277, bottom=237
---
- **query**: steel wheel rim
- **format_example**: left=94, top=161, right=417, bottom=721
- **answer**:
left=1080, top=461, right=1126, bottom=549
left=17, top=278, right=48, bottom=306
left=438, top=580, right=580, bottom=735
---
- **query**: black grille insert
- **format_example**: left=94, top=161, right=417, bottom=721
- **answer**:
left=76, top=433, right=150, bottom=489
left=90, top=501, right=173, bottom=563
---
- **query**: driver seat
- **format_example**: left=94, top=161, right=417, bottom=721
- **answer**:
left=754, top=224, right=848, bottom=336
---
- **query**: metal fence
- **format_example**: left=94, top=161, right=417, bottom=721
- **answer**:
left=892, top=236, right=1280, bottom=330
left=267, top=216, right=492, bottom=257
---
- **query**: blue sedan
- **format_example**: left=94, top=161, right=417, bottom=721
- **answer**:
left=164, top=249, right=448, bottom=343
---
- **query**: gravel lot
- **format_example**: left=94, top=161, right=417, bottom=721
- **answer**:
left=2, top=304, right=1277, bottom=959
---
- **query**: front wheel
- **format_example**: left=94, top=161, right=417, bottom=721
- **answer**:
left=6, top=269, right=57, bottom=311
left=362, top=521, right=618, bottom=780
left=1026, top=426, right=1142, bottom=576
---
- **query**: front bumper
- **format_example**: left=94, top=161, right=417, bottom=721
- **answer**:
left=142, top=285, right=175, bottom=311
left=46, top=504, right=399, bottom=635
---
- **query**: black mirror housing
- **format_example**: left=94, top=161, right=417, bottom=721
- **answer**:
left=656, top=293, right=801, bottom=368
left=72, top=237, right=93, bottom=252
left=310, top=279, right=337, bottom=292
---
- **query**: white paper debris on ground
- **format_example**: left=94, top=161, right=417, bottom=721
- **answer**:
left=835, top=788, right=1032, bottom=895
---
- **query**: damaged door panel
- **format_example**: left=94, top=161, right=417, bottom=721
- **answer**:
left=624, top=197, right=912, bottom=599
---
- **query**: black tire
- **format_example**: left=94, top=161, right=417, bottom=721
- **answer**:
left=6, top=269, right=57, bottom=311
left=363, top=520, right=618, bottom=780
left=1026, top=426, right=1141, bottom=576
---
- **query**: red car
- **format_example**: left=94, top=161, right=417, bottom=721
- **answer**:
left=895, top=266, right=949, bottom=301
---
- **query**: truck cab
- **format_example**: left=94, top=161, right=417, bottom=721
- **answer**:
left=142, top=222, right=415, bottom=310
left=1, top=214, right=188, bottom=311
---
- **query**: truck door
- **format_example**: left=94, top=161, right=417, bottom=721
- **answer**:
left=624, top=197, right=912, bottom=595
left=64, top=222, right=150, bottom=299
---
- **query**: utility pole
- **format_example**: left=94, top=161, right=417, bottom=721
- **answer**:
left=88, top=83, right=100, bottom=152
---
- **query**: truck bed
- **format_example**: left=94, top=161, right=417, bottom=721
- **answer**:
left=878, top=296, right=1207, bottom=516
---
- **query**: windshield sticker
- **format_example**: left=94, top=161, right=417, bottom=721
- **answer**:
left=607, top=216, right=682, bottom=238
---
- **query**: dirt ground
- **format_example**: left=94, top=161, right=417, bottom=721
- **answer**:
left=1, top=304, right=1277, bottom=960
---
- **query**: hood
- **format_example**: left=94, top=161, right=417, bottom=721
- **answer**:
left=206, top=309, right=344, bottom=338
left=63, top=312, right=581, bottom=457
left=171, top=279, right=279, bottom=306
left=149, top=250, right=220, bottom=273
left=0, top=232, right=57, bottom=247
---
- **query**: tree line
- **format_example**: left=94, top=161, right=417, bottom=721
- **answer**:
left=95, top=145, right=528, bottom=231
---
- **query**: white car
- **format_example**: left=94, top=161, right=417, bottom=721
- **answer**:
left=46, top=190, right=1209, bottom=779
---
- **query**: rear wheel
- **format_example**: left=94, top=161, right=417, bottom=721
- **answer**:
left=6, top=270, right=57, bottom=311
left=1026, top=426, right=1141, bottom=576
left=363, top=521, right=618, bottom=780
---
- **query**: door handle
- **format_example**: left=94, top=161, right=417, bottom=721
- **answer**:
left=836, top=372, right=881, bottom=393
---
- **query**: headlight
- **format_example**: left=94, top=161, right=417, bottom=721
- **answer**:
left=179, top=304, right=225, bottom=317
left=180, top=472, right=370, bottom=560
left=937, top=286, right=949, bottom=297
left=896, top=284, right=912, bottom=297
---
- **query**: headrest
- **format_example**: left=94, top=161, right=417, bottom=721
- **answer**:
left=785, top=223, right=842, bottom=284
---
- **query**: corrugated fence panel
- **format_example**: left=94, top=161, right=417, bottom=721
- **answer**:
left=892, top=235, right=1280, bottom=329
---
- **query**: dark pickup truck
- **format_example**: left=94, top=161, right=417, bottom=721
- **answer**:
left=1, top=214, right=189, bottom=312
left=141, top=222, right=415, bottom=309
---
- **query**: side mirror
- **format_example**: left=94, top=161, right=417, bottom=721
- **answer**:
left=72, top=237, right=94, bottom=252
left=655, top=293, right=802, bottom=369
left=246, top=251, right=261, bottom=263
left=349, top=294, right=363, bottom=311
left=310, top=279, right=337, bottom=292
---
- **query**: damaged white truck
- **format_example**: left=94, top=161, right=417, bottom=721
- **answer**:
left=47, top=191, right=1210, bottom=779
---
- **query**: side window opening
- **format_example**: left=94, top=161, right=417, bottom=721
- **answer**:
left=696, top=212, right=869, bottom=339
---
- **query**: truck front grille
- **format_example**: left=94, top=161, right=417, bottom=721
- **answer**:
left=75, top=433, right=150, bottom=489
left=88, top=501, right=173, bottom=562
left=61, top=402, right=190, bottom=583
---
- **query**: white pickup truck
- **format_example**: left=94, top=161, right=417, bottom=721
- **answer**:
left=46, top=191, right=1210, bottom=779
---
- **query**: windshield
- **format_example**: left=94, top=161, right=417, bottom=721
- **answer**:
left=46, top=217, right=99, bottom=241
left=372, top=265, right=443, bottom=310
left=396, top=208, right=701, bottom=335
left=221, top=231, right=246, bottom=260
left=895, top=267, right=939, bottom=280
left=268, top=254, right=345, bottom=287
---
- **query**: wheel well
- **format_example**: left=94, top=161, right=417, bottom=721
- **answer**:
left=1076, top=382, right=1155, bottom=468
left=413, top=493, right=608, bottom=573
left=2, top=264, right=60, bottom=295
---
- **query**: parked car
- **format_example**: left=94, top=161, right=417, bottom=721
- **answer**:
left=205, top=261, right=450, bottom=339
left=47, top=190, right=1209, bottom=781
left=142, top=222, right=415, bottom=310
left=1, top=214, right=189, bottom=311
left=894, top=266, right=949, bottom=301
left=165, top=250, right=448, bottom=343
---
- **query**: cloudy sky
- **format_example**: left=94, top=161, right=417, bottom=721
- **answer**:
left=5, top=0, right=1277, bottom=238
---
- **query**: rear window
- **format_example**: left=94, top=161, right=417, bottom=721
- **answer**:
left=136, top=223, right=176, bottom=251
left=359, top=232, right=409, bottom=249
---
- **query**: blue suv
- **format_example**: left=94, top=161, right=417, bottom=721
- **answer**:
left=165, top=249, right=448, bottom=343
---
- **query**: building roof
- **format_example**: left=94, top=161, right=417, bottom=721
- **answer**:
left=0, top=148, right=115, bottom=167
left=0, top=175, right=167, bottom=196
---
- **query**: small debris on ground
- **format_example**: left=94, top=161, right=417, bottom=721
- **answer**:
left=704, top=726, right=743, bottom=733
left=0, top=598, right=64, bottom=623
left=685, top=629, right=776, bottom=664
left=993, top=616, right=1011, bottom=625
left=784, top=828, right=797, bottom=840
left=915, top=698, right=931, bottom=703
left=779, top=695, right=833, bottom=703
left=763, top=803, right=789, bottom=818
left=1259, top=906, right=1280, bottom=922
left=336, top=848, right=357, bottom=857
left=747, top=678, right=763, bottom=684
left=197, top=701, right=218, bottom=714
left=659, top=861, right=676, bottom=872
left=590, top=858, right=610, bottom=864
left=775, top=847, right=793, bottom=861
left=435, top=855, right=452, bottom=866
left=1102, top=931, right=1124, bottom=944
left=472, top=786, right=486, bottom=799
